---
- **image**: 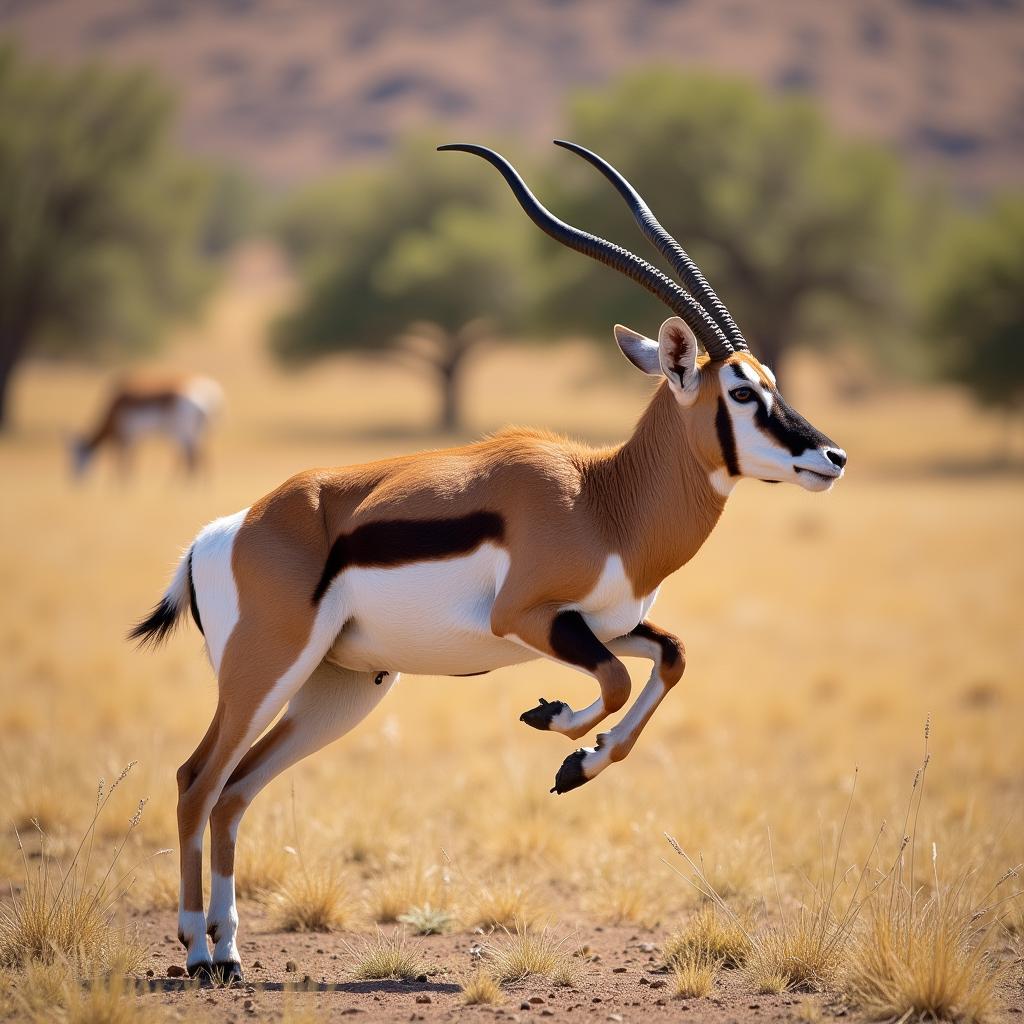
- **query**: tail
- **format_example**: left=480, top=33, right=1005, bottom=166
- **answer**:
left=128, top=547, right=197, bottom=648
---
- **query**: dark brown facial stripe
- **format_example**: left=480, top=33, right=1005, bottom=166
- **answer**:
left=550, top=611, right=615, bottom=672
left=715, top=397, right=740, bottom=476
left=312, top=511, right=506, bottom=603
left=630, top=621, right=682, bottom=668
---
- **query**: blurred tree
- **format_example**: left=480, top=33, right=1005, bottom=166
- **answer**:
left=0, top=42, right=212, bottom=429
left=925, top=194, right=1024, bottom=420
left=541, top=70, right=916, bottom=376
left=274, top=138, right=533, bottom=432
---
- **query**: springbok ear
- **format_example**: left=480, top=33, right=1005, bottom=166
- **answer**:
left=658, top=317, right=701, bottom=404
left=613, top=324, right=662, bottom=375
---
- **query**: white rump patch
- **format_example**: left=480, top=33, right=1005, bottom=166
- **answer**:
left=190, top=508, right=248, bottom=673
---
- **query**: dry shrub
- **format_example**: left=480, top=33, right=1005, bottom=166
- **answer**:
left=346, top=929, right=425, bottom=981
left=663, top=904, right=752, bottom=969
left=269, top=861, right=351, bottom=933
left=671, top=942, right=722, bottom=998
left=484, top=923, right=580, bottom=986
left=0, top=766, right=153, bottom=974
left=460, top=967, right=504, bottom=1005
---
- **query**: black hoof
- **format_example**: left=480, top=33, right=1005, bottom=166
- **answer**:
left=213, top=960, right=244, bottom=986
left=187, top=961, right=215, bottom=983
left=520, top=697, right=569, bottom=731
left=551, top=749, right=590, bottom=794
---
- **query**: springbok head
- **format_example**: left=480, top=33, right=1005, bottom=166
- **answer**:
left=439, top=141, right=847, bottom=494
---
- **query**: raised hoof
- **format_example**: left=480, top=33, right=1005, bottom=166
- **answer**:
left=550, top=749, right=590, bottom=795
left=213, top=960, right=244, bottom=986
left=186, top=961, right=215, bottom=983
left=520, top=697, right=568, bottom=731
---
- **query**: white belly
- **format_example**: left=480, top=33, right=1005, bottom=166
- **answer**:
left=326, top=548, right=660, bottom=677
left=326, top=543, right=526, bottom=675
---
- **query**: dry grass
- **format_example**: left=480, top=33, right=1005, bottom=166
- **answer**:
left=663, top=904, right=752, bottom=969
left=459, top=878, right=539, bottom=931
left=0, top=767, right=152, bottom=975
left=346, top=929, right=425, bottom=981
left=397, top=902, right=453, bottom=935
left=845, top=894, right=1000, bottom=1022
left=671, top=942, right=722, bottom=998
left=365, top=861, right=449, bottom=924
left=459, top=967, right=504, bottom=1005
left=5, top=960, right=163, bottom=1023
left=268, top=862, right=351, bottom=933
left=484, top=924, right=581, bottom=986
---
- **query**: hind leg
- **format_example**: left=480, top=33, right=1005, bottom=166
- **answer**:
left=205, top=663, right=397, bottom=979
left=175, top=603, right=343, bottom=977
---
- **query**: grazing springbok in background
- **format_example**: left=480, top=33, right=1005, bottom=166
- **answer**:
left=70, top=374, right=223, bottom=478
left=131, top=142, right=847, bottom=983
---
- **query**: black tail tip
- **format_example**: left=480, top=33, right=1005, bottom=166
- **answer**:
left=127, top=598, right=178, bottom=649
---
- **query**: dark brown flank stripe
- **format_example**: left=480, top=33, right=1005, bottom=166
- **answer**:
left=311, top=510, right=506, bottom=604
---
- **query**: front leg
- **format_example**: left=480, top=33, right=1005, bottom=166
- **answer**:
left=493, top=604, right=632, bottom=790
left=568, top=620, right=686, bottom=786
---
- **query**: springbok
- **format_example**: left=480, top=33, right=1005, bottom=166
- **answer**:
left=70, top=374, right=222, bottom=478
left=131, top=142, right=846, bottom=983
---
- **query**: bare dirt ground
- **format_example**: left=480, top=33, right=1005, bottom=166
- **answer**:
left=123, top=911, right=909, bottom=1023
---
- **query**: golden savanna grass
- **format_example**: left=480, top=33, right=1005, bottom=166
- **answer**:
left=345, top=929, right=425, bottom=981
left=1, top=261, right=1022, bottom=1018
left=484, top=923, right=581, bottom=986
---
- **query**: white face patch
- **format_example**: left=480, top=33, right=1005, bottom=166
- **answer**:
left=716, top=362, right=844, bottom=489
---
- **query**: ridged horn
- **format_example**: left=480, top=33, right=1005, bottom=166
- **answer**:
left=437, top=143, right=734, bottom=360
left=553, top=139, right=749, bottom=352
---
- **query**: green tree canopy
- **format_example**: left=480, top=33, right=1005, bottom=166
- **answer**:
left=274, top=138, right=534, bottom=431
left=924, top=194, right=1024, bottom=415
left=0, top=42, right=213, bottom=428
left=537, top=70, right=916, bottom=375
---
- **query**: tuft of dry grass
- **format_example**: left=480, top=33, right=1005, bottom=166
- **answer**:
left=8, top=960, right=165, bottom=1023
left=268, top=862, right=351, bottom=933
left=460, top=877, right=539, bottom=931
left=484, top=924, right=581, bottom=986
left=844, top=879, right=1009, bottom=1023
left=0, top=767, right=153, bottom=975
left=663, top=904, right=752, bottom=970
left=365, top=861, right=449, bottom=924
left=671, top=942, right=722, bottom=998
left=233, top=826, right=295, bottom=901
left=459, top=967, right=504, bottom=1005
left=346, top=929, right=425, bottom=981
left=749, top=966, right=792, bottom=995
left=397, top=902, right=453, bottom=935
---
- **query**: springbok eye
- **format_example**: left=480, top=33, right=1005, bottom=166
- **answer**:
left=729, top=386, right=756, bottom=404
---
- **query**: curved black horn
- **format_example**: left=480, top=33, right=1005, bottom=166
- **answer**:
left=553, top=139, right=749, bottom=352
left=437, top=143, right=734, bottom=360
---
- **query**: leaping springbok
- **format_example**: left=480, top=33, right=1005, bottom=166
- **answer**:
left=131, top=142, right=847, bottom=983
left=70, top=374, right=223, bottom=478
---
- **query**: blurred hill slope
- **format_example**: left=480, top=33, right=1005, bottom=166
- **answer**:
left=2, top=0, right=1021, bottom=193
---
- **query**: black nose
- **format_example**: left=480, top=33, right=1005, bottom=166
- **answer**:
left=825, top=448, right=847, bottom=469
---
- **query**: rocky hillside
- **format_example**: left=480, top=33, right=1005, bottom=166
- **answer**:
left=3, top=0, right=1022, bottom=192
